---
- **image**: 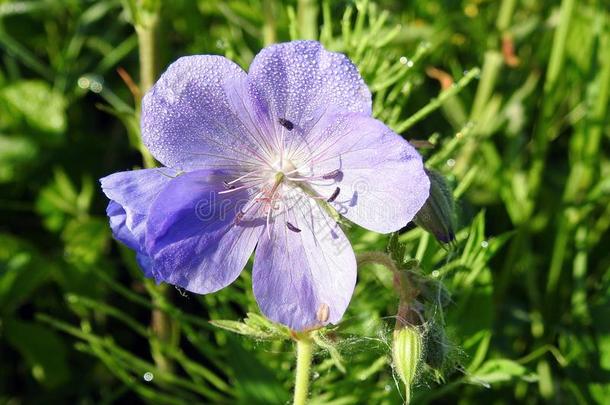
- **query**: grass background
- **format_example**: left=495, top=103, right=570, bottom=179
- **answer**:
left=1, top=0, right=609, bottom=403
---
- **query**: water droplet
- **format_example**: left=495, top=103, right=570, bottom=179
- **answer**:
left=481, top=240, right=489, bottom=248
left=77, top=76, right=90, bottom=89
left=432, top=270, right=440, bottom=278
left=446, top=158, right=456, bottom=167
left=90, top=81, right=103, bottom=93
left=143, top=372, right=154, bottom=382
left=419, top=41, right=431, bottom=50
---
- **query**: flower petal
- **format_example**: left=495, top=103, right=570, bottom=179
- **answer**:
left=106, top=201, right=139, bottom=251
left=100, top=168, right=179, bottom=247
left=307, top=113, right=430, bottom=233
left=142, top=56, right=270, bottom=171
left=247, top=41, right=372, bottom=140
left=146, top=170, right=264, bottom=293
left=252, top=191, right=357, bottom=331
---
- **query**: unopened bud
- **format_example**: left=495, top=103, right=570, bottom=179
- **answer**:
left=424, top=321, right=449, bottom=370
left=414, top=170, right=456, bottom=243
left=392, top=325, right=423, bottom=404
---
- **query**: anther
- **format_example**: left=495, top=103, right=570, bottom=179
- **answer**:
left=234, top=211, right=245, bottom=224
left=278, top=118, right=294, bottom=131
left=327, top=187, right=340, bottom=203
left=286, top=221, right=301, bottom=233
left=322, top=169, right=342, bottom=180
left=316, top=303, right=330, bottom=323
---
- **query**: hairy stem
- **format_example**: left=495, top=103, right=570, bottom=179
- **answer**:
left=262, top=0, right=277, bottom=45
left=356, top=251, right=400, bottom=274
left=133, top=1, right=174, bottom=373
left=394, top=68, right=481, bottom=133
left=297, top=0, right=318, bottom=40
left=293, top=334, right=314, bottom=405
left=135, top=7, right=158, bottom=169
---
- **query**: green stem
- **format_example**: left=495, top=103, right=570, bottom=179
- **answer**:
left=135, top=11, right=158, bottom=169
left=297, top=0, right=318, bottom=40
left=496, top=0, right=517, bottom=32
left=468, top=51, right=503, bottom=122
left=133, top=3, right=174, bottom=373
left=136, top=22, right=158, bottom=95
left=262, top=0, right=277, bottom=45
left=394, top=68, right=480, bottom=133
left=544, top=0, right=576, bottom=93
left=356, top=251, right=400, bottom=274
left=293, top=335, right=314, bottom=405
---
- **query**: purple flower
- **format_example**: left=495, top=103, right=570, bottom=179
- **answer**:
left=101, top=41, right=429, bottom=331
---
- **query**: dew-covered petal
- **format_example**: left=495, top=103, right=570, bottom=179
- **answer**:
left=145, top=170, right=264, bottom=294
left=306, top=113, right=430, bottom=233
left=141, top=56, right=271, bottom=171
left=252, top=190, right=357, bottom=331
left=136, top=253, right=155, bottom=279
left=106, top=201, right=139, bottom=251
left=106, top=201, right=154, bottom=278
left=247, top=40, right=372, bottom=145
left=100, top=168, right=179, bottom=247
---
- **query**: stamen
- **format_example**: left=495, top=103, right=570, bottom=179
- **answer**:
left=234, top=211, right=245, bottom=224
left=327, top=187, right=340, bottom=203
left=278, top=117, right=294, bottom=130
left=237, top=190, right=267, bottom=221
left=286, top=222, right=301, bottom=233
left=316, top=303, right=330, bottom=323
left=226, top=167, right=270, bottom=186
left=322, top=169, right=342, bottom=180
left=218, top=180, right=263, bottom=195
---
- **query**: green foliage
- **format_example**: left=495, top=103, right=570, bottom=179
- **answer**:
left=0, top=0, right=609, bottom=403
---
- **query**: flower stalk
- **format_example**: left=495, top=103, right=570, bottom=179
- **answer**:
left=262, top=0, right=277, bottom=45
left=132, top=0, right=174, bottom=373
left=134, top=0, right=159, bottom=169
left=293, top=333, right=314, bottom=405
left=297, top=0, right=318, bottom=40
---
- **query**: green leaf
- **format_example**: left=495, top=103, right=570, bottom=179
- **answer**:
left=62, top=217, right=109, bottom=265
left=36, top=168, right=95, bottom=232
left=225, top=336, right=290, bottom=405
left=0, top=234, right=51, bottom=314
left=0, top=80, right=67, bottom=139
left=469, top=359, right=537, bottom=386
left=0, top=134, right=37, bottom=183
left=210, top=312, right=291, bottom=340
left=4, top=318, right=70, bottom=387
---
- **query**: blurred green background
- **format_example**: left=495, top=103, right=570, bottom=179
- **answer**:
left=1, top=0, right=609, bottom=403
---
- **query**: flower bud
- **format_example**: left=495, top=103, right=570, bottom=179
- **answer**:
left=392, top=325, right=423, bottom=404
left=424, top=321, right=449, bottom=370
left=414, top=170, right=456, bottom=243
